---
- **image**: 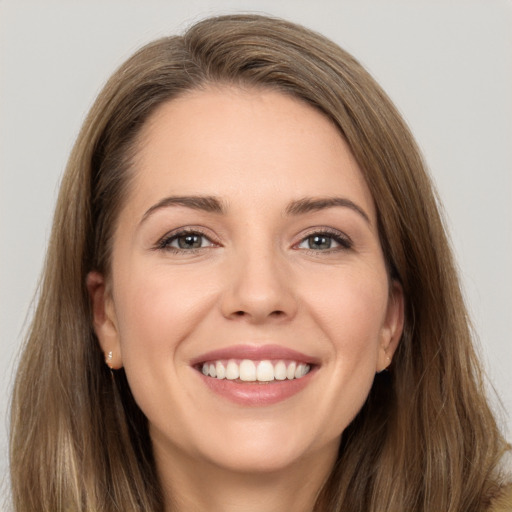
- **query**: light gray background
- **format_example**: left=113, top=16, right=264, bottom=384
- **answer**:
left=1, top=0, right=511, bottom=498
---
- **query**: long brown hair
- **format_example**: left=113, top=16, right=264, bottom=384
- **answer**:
left=10, top=14, right=509, bottom=511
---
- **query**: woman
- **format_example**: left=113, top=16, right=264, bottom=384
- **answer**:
left=9, top=14, right=511, bottom=512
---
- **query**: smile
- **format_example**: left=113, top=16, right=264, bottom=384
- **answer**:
left=200, top=359, right=312, bottom=382
left=191, top=345, right=318, bottom=406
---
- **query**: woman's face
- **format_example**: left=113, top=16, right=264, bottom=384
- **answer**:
left=89, top=87, right=403, bottom=476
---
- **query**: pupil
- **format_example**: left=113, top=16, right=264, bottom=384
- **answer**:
left=178, top=234, right=201, bottom=249
left=309, top=235, right=331, bottom=250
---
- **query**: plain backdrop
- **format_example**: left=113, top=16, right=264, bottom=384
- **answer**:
left=1, top=0, right=511, bottom=498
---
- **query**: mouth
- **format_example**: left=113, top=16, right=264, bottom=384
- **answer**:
left=191, top=345, right=318, bottom=405
left=196, top=359, right=312, bottom=383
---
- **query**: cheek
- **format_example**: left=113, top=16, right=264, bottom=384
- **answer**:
left=302, top=268, right=389, bottom=425
left=110, top=266, right=222, bottom=428
left=113, top=266, right=217, bottom=364
left=306, top=265, right=389, bottom=350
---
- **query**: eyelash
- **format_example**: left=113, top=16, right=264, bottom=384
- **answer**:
left=154, top=227, right=353, bottom=254
left=155, top=228, right=215, bottom=254
left=295, top=228, right=353, bottom=253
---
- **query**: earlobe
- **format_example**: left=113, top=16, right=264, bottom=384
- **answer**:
left=86, top=271, right=123, bottom=369
left=377, top=280, right=404, bottom=373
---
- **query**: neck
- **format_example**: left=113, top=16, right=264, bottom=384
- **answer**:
left=154, top=440, right=338, bottom=512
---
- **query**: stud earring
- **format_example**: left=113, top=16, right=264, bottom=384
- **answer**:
left=106, top=350, right=113, bottom=369
left=377, top=355, right=392, bottom=374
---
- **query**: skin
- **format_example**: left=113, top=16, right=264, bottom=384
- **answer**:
left=88, top=86, right=404, bottom=512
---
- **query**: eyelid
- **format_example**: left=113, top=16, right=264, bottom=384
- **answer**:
left=152, top=225, right=352, bottom=253
left=294, top=227, right=353, bottom=251
left=154, top=226, right=219, bottom=252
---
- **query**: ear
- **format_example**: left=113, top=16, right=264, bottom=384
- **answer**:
left=376, top=280, right=404, bottom=373
left=86, top=271, right=123, bottom=369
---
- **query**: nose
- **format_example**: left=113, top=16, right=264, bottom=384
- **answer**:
left=220, top=246, right=298, bottom=324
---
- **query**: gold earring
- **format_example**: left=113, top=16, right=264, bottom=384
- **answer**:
left=378, top=355, right=392, bottom=374
left=106, top=351, right=113, bottom=369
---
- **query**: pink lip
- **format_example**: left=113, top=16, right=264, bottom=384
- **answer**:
left=198, top=370, right=316, bottom=406
left=191, top=344, right=319, bottom=406
left=190, top=344, right=318, bottom=366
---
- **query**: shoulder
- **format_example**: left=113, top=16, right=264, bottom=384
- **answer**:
left=487, top=484, right=512, bottom=512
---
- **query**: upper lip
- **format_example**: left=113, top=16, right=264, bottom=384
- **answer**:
left=190, top=344, right=320, bottom=366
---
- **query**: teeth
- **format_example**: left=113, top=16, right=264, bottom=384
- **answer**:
left=294, top=363, right=305, bottom=378
left=274, top=361, right=287, bottom=380
left=239, top=360, right=256, bottom=381
left=256, top=360, right=274, bottom=382
left=226, top=360, right=239, bottom=380
left=200, top=359, right=311, bottom=382
left=215, top=361, right=226, bottom=379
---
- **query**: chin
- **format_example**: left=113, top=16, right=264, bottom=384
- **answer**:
left=189, top=418, right=340, bottom=475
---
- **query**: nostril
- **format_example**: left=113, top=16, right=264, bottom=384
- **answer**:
left=232, top=310, right=284, bottom=318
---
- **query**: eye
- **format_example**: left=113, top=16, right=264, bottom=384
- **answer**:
left=296, top=230, right=352, bottom=251
left=156, top=229, right=216, bottom=252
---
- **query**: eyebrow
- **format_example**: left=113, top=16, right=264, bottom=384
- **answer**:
left=285, top=197, right=371, bottom=225
left=141, top=195, right=225, bottom=223
left=140, top=194, right=370, bottom=225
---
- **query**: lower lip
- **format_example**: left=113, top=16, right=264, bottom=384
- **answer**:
left=197, top=369, right=316, bottom=406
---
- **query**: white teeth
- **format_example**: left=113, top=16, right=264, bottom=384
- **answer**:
left=286, top=362, right=296, bottom=380
left=239, top=359, right=257, bottom=381
left=256, top=360, right=274, bottom=381
left=225, top=360, right=239, bottom=380
left=274, top=361, right=287, bottom=380
left=295, top=363, right=307, bottom=378
left=200, top=359, right=312, bottom=382
left=215, top=361, right=226, bottom=379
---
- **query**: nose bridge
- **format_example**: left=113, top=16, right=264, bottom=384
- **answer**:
left=221, top=232, right=297, bottom=323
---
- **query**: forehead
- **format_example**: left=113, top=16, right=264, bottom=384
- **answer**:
left=128, top=86, right=375, bottom=219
